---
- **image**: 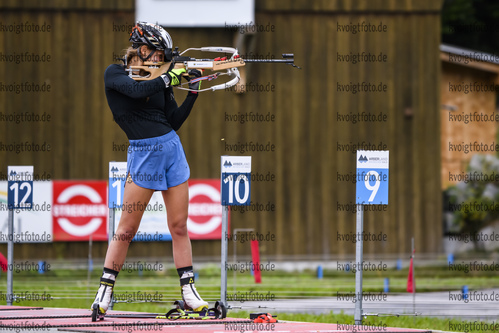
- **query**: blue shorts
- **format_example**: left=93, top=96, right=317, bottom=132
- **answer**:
left=127, top=130, right=190, bottom=191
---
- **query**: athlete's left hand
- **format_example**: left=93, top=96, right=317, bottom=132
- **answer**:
left=187, top=69, right=203, bottom=93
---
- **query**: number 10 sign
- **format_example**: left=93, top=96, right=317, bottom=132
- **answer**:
left=356, top=150, right=389, bottom=205
left=221, top=156, right=251, bottom=206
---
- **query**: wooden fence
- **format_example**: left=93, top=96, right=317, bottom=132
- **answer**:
left=0, top=0, right=444, bottom=259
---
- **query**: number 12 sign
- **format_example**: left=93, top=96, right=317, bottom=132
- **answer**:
left=8, top=166, right=33, bottom=210
left=221, top=156, right=251, bottom=206
left=356, top=151, right=389, bottom=205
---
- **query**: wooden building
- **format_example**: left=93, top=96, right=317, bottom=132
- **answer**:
left=440, top=44, right=499, bottom=190
left=0, top=0, right=444, bottom=260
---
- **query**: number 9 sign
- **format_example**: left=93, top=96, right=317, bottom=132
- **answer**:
left=356, top=151, right=389, bottom=205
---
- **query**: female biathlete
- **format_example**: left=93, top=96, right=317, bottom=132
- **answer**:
left=91, top=22, right=208, bottom=319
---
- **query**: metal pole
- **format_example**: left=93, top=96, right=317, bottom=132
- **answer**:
left=354, top=204, right=364, bottom=325
left=412, top=238, right=415, bottom=315
left=220, top=205, right=229, bottom=307
left=233, top=229, right=236, bottom=295
left=7, top=209, right=14, bottom=306
left=108, top=208, right=116, bottom=310
left=87, top=235, right=93, bottom=298
left=108, top=209, right=115, bottom=245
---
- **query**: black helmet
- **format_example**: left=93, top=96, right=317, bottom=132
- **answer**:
left=129, top=21, right=173, bottom=61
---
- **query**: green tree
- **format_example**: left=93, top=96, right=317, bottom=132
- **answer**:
left=442, top=0, right=499, bottom=54
left=446, top=154, right=499, bottom=250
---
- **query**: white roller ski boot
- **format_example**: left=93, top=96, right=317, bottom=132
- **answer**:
left=91, top=277, right=114, bottom=321
left=181, top=274, right=209, bottom=311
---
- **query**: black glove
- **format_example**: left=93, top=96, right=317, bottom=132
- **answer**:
left=187, top=69, right=203, bottom=92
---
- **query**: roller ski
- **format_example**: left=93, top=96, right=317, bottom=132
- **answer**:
left=165, top=300, right=227, bottom=320
left=165, top=276, right=227, bottom=319
left=90, top=276, right=115, bottom=322
left=104, top=300, right=226, bottom=320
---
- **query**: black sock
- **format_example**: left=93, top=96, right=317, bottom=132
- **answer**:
left=101, top=267, right=119, bottom=284
left=177, top=266, right=194, bottom=286
left=177, top=266, right=193, bottom=278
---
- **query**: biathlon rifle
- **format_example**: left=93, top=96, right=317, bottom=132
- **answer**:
left=126, top=46, right=300, bottom=92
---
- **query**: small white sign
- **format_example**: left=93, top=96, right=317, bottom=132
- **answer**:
left=8, top=166, right=34, bottom=182
left=221, top=156, right=251, bottom=173
left=136, top=0, right=255, bottom=28
left=356, top=151, right=389, bottom=169
left=109, top=162, right=127, bottom=179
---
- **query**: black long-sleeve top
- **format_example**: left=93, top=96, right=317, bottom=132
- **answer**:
left=104, top=64, right=197, bottom=140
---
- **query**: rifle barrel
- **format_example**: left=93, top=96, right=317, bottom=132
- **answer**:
left=243, top=58, right=294, bottom=63
left=179, top=57, right=294, bottom=63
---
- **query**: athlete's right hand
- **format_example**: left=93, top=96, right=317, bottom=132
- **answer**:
left=163, top=68, right=186, bottom=87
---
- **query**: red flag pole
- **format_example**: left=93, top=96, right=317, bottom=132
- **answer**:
left=406, top=250, right=415, bottom=292
left=0, top=252, right=7, bottom=272
left=250, top=240, right=262, bottom=284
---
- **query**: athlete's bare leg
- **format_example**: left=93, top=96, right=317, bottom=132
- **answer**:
left=161, top=181, right=191, bottom=268
left=92, top=178, right=154, bottom=319
left=104, top=179, right=154, bottom=270
left=161, top=180, right=208, bottom=311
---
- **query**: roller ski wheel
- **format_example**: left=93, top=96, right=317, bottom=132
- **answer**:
left=91, top=303, right=105, bottom=322
left=214, top=301, right=227, bottom=319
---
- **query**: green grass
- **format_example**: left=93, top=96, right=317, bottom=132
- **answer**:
left=274, top=312, right=498, bottom=333
left=4, top=265, right=499, bottom=305
left=1, top=265, right=498, bottom=332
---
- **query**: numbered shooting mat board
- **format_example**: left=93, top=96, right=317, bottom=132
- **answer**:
left=108, top=162, right=127, bottom=209
left=221, top=156, right=251, bottom=206
left=356, top=151, right=389, bottom=205
left=0, top=179, right=52, bottom=243
left=8, top=166, right=33, bottom=210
